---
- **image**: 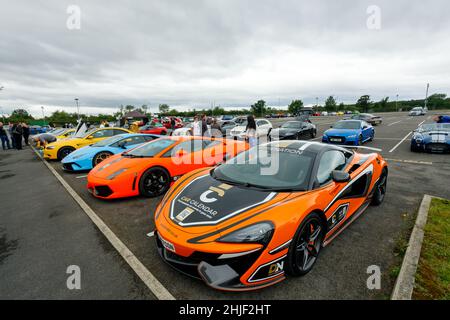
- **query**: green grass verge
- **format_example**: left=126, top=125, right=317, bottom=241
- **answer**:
left=413, top=198, right=450, bottom=300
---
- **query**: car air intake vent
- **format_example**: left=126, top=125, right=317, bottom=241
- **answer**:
left=348, top=164, right=361, bottom=174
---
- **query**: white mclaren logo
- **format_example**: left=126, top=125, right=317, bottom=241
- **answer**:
left=199, top=184, right=232, bottom=203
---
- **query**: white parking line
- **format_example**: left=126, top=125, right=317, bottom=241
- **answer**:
left=31, top=147, right=175, bottom=300
left=389, top=131, right=412, bottom=153
left=384, top=158, right=433, bottom=165
left=388, top=119, right=427, bottom=153
left=388, top=120, right=402, bottom=126
left=76, top=175, right=88, bottom=179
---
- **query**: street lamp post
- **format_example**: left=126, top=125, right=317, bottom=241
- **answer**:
left=396, top=94, right=399, bottom=112
left=424, top=83, right=430, bottom=110
left=41, top=106, right=45, bottom=126
left=74, top=98, right=80, bottom=120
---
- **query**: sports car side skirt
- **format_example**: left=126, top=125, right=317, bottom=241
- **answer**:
left=323, top=193, right=374, bottom=247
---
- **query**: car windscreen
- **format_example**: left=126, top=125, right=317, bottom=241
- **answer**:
left=333, top=121, right=361, bottom=130
left=92, top=135, right=127, bottom=147
left=125, top=138, right=175, bottom=157
left=212, top=146, right=315, bottom=191
left=420, top=123, right=450, bottom=132
left=281, top=121, right=302, bottom=129
left=81, top=128, right=97, bottom=138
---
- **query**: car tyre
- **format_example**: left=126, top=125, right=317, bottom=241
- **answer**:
left=139, top=166, right=171, bottom=198
left=286, top=212, right=325, bottom=276
left=57, top=147, right=75, bottom=160
left=371, top=168, right=388, bottom=206
left=357, top=135, right=363, bottom=146
left=92, top=151, right=113, bottom=168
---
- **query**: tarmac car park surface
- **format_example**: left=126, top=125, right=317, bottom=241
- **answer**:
left=1, top=111, right=449, bottom=299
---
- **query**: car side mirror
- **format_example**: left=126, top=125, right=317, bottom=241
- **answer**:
left=332, top=170, right=350, bottom=183
left=117, top=141, right=127, bottom=149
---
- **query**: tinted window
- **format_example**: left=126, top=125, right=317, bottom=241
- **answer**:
left=162, top=139, right=204, bottom=157
left=113, top=129, right=128, bottom=136
left=281, top=121, right=302, bottom=128
left=316, top=151, right=347, bottom=185
left=213, top=146, right=315, bottom=190
left=92, top=129, right=114, bottom=138
left=127, top=139, right=175, bottom=157
left=333, top=121, right=361, bottom=130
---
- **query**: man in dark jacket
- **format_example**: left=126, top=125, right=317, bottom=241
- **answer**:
left=13, top=123, right=23, bottom=150
left=201, top=114, right=208, bottom=137
left=22, top=122, right=30, bottom=146
left=0, top=122, right=11, bottom=150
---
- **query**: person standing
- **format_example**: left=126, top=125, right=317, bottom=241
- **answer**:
left=170, top=117, right=176, bottom=130
left=9, top=123, right=16, bottom=149
left=13, top=122, right=23, bottom=150
left=245, top=115, right=258, bottom=148
left=22, top=122, right=30, bottom=146
left=192, top=116, right=201, bottom=136
left=201, top=114, right=208, bottom=137
left=210, top=118, right=222, bottom=137
left=0, top=122, right=11, bottom=150
left=433, top=115, right=450, bottom=123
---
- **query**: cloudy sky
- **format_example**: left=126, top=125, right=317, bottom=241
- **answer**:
left=0, top=0, right=449, bottom=117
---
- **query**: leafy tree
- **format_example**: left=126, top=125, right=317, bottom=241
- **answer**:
left=9, top=109, right=34, bottom=123
left=427, top=93, right=447, bottom=110
left=125, top=105, right=134, bottom=112
left=356, top=95, right=371, bottom=112
left=337, top=102, right=345, bottom=111
left=159, top=104, right=170, bottom=114
left=324, top=96, right=337, bottom=112
left=288, top=100, right=304, bottom=115
left=212, top=106, right=225, bottom=116
left=250, top=100, right=267, bottom=117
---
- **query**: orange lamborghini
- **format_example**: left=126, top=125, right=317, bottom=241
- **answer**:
left=154, top=141, right=388, bottom=291
left=86, top=136, right=248, bottom=199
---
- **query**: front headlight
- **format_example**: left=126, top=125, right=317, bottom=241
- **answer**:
left=107, top=168, right=128, bottom=180
left=217, top=222, right=274, bottom=245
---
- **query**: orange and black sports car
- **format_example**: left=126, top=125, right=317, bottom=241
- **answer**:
left=154, top=141, right=388, bottom=291
left=86, top=136, right=248, bottom=199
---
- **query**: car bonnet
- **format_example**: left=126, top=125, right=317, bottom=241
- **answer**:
left=164, top=172, right=288, bottom=234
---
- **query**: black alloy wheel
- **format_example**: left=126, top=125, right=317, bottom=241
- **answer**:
left=286, top=212, right=325, bottom=276
left=139, top=167, right=170, bottom=197
left=92, top=151, right=113, bottom=167
left=58, top=147, right=75, bottom=160
left=371, top=169, right=388, bottom=206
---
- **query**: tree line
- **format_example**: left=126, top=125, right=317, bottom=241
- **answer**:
left=2, top=93, right=449, bottom=124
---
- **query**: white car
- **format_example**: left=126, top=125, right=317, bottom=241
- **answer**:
left=229, top=118, right=273, bottom=139
left=409, top=107, right=425, bottom=116
left=172, top=123, right=211, bottom=136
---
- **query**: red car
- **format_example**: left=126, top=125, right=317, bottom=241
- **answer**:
left=139, top=122, right=168, bottom=135
left=161, top=117, right=183, bottom=129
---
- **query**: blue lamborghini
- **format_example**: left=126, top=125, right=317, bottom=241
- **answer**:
left=322, top=120, right=375, bottom=146
left=61, top=133, right=160, bottom=171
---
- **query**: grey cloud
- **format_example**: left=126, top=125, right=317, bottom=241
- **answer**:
left=0, top=0, right=449, bottom=116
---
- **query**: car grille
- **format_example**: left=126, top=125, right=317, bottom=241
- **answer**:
left=94, top=185, right=113, bottom=197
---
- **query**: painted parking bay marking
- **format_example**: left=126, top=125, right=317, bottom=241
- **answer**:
left=384, top=158, right=433, bottom=166
left=76, top=175, right=88, bottom=179
left=389, top=119, right=426, bottom=153
left=31, top=147, right=175, bottom=300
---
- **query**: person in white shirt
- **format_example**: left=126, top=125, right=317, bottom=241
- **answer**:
left=245, top=115, right=257, bottom=148
left=192, top=116, right=201, bottom=136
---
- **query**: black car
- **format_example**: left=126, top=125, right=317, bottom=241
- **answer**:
left=269, top=120, right=317, bottom=141
left=218, top=120, right=238, bottom=136
left=350, top=113, right=382, bottom=126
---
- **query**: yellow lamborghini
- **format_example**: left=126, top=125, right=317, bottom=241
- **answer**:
left=43, top=127, right=131, bottom=160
